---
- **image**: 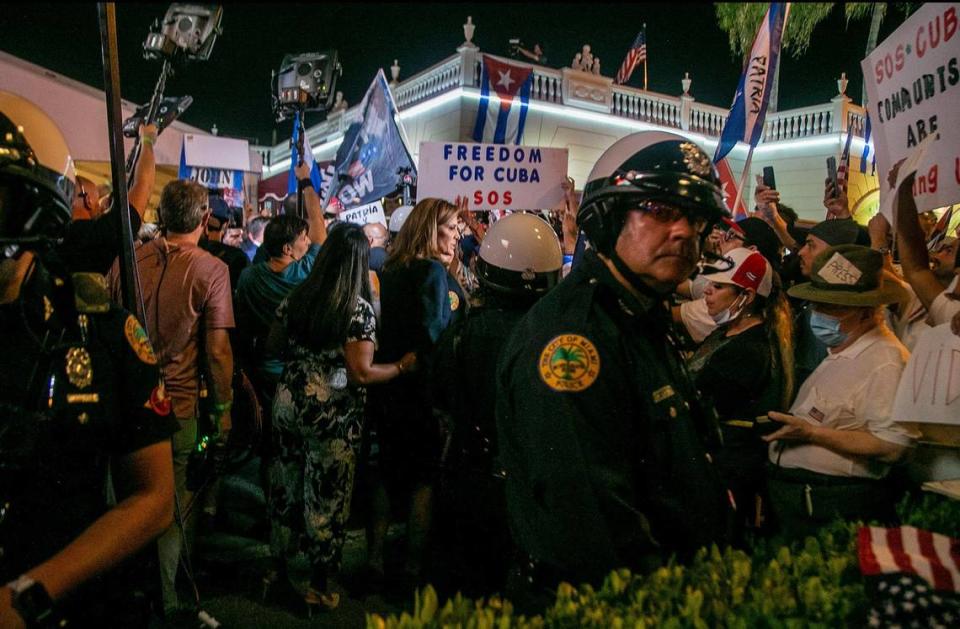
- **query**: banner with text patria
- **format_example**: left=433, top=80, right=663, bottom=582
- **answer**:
left=861, top=3, right=960, bottom=218
left=416, top=141, right=568, bottom=211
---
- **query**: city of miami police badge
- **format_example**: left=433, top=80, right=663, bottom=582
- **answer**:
left=538, top=334, right=601, bottom=392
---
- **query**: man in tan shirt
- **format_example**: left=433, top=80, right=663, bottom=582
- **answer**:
left=108, top=179, right=234, bottom=617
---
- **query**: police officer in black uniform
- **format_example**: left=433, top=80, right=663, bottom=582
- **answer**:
left=496, top=131, right=733, bottom=605
left=433, top=212, right=563, bottom=595
left=0, top=100, right=176, bottom=627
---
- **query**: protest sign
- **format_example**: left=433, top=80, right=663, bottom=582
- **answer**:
left=416, top=141, right=568, bottom=210
left=339, top=200, right=387, bottom=228
left=861, top=3, right=960, bottom=219
left=892, top=324, right=960, bottom=425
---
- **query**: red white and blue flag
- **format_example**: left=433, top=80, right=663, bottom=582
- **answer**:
left=472, top=55, right=534, bottom=145
left=837, top=125, right=854, bottom=191
left=615, top=30, right=647, bottom=86
left=714, top=3, right=791, bottom=163
left=716, top=158, right=749, bottom=220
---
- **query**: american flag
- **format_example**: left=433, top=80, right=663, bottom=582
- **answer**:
left=837, top=126, right=854, bottom=191
left=615, top=30, right=647, bottom=86
left=926, top=206, right=955, bottom=251
left=859, top=525, right=960, bottom=627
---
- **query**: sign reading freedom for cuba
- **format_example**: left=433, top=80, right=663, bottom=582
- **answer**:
left=417, top=141, right=568, bottom=210
left=861, top=3, right=960, bottom=218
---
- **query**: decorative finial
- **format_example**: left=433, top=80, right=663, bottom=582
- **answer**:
left=837, top=71, right=848, bottom=97
left=463, top=16, right=476, bottom=47
left=682, top=72, right=692, bottom=96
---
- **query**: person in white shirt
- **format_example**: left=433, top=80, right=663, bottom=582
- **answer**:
left=763, top=244, right=913, bottom=538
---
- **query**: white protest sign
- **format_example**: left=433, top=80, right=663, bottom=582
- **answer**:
left=861, top=3, right=960, bottom=219
left=339, top=200, right=387, bottom=228
left=416, top=141, right=568, bottom=210
left=892, top=324, right=960, bottom=425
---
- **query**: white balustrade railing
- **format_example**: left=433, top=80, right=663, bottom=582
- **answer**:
left=260, top=49, right=870, bottom=173
left=611, top=87, right=682, bottom=128
left=391, top=54, right=463, bottom=109
left=688, top=102, right=728, bottom=136
left=764, top=103, right=833, bottom=141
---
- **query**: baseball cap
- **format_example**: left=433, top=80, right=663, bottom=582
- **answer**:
left=710, top=247, right=773, bottom=297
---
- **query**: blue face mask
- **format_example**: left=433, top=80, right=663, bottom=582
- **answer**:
left=809, top=310, right=848, bottom=347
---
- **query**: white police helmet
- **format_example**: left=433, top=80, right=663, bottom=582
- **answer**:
left=388, top=204, right=412, bottom=235
left=476, top=212, right=562, bottom=295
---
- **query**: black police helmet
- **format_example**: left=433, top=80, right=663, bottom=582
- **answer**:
left=0, top=91, right=75, bottom=253
left=577, top=131, right=729, bottom=254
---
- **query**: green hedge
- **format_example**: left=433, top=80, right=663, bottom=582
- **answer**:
left=367, top=493, right=960, bottom=628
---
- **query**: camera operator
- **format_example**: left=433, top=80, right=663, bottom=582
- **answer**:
left=512, top=41, right=547, bottom=65
left=0, top=90, right=176, bottom=628
left=58, top=122, right=158, bottom=275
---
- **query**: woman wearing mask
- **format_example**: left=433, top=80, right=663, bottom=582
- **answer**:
left=263, top=223, right=416, bottom=613
left=686, top=248, right=794, bottom=540
left=369, top=197, right=466, bottom=588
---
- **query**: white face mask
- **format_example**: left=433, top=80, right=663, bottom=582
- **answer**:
left=711, top=293, right=747, bottom=326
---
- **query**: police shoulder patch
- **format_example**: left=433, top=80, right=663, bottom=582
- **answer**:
left=124, top=314, right=158, bottom=365
left=538, top=334, right=601, bottom=392
left=448, top=290, right=460, bottom=311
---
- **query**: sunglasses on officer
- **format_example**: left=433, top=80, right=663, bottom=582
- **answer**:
left=634, top=200, right=710, bottom=235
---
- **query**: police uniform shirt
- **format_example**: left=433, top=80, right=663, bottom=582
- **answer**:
left=496, top=249, right=728, bottom=583
left=0, top=264, right=178, bottom=582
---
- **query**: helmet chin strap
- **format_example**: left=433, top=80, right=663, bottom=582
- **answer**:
left=609, top=249, right=669, bottom=297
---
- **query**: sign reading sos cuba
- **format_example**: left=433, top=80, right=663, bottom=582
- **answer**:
left=417, top=141, right=568, bottom=210
left=862, top=3, right=960, bottom=218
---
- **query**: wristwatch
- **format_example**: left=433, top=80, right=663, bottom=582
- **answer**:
left=7, top=576, right=56, bottom=627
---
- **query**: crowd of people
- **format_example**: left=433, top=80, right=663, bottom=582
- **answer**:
left=2, top=89, right=960, bottom=627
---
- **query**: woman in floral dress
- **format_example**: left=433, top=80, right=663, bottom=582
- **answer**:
left=264, top=223, right=415, bottom=612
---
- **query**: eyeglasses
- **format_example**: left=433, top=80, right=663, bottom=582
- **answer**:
left=722, top=229, right=746, bottom=243
left=637, top=200, right=709, bottom=234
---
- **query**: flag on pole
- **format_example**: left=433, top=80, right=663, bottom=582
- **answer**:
left=715, top=158, right=749, bottom=220
left=860, top=114, right=873, bottom=173
left=713, top=3, right=791, bottom=163
left=287, top=111, right=323, bottom=196
left=472, top=55, right=534, bottom=144
left=926, top=206, right=955, bottom=251
left=837, top=125, right=854, bottom=191
left=323, top=70, right=417, bottom=209
left=614, top=30, right=647, bottom=86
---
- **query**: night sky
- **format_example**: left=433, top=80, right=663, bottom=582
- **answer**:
left=3, top=3, right=906, bottom=146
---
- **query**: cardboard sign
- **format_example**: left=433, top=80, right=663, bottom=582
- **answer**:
left=861, top=3, right=960, bottom=219
left=339, top=200, right=387, bottom=228
left=892, top=324, right=960, bottom=425
left=416, top=141, right=568, bottom=210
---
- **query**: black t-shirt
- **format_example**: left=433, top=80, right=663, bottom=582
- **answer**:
left=200, top=238, right=250, bottom=290
left=0, top=264, right=177, bottom=619
left=57, top=205, right=143, bottom=275
left=688, top=323, right=782, bottom=421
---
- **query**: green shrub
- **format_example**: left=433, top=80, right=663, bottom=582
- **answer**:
left=367, top=493, right=960, bottom=628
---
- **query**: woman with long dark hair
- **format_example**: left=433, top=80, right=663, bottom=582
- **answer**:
left=264, top=223, right=415, bottom=613
left=686, top=248, right=794, bottom=541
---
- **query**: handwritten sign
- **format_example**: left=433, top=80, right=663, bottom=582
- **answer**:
left=861, top=3, right=960, bottom=218
left=339, top=200, right=387, bottom=228
left=416, top=141, right=568, bottom=211
left=892, top=324, right=960, bottom=425
left=818, top=252, right=863, bottom=286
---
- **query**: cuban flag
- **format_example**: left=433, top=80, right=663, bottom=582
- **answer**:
left=715, top=158, right=749, bottom=220
left=714, top=3, right=791, bottom=163
left=472, top=55, right=534, bottom=145
left=287, top=111, right=323, bottom=195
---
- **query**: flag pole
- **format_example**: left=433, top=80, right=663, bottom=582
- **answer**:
left=642, top=23, right=648, bottom=91
left=732, top=145, right=755, bottom=218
